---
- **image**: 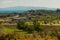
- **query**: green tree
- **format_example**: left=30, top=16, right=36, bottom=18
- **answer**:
left=33, top=20, right=43, bottom=32
left=25, top=24, right=34, bottom=33
left=17, top=19, right=25, bottom=30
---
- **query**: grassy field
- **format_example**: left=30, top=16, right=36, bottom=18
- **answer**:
left=0, top=10, right=60, bottom=40
left=0, top=26, right=59, bottom=40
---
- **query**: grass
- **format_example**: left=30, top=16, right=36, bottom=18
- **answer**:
left=3, top=28, right=15, bottom=33
left=2, top=27, right=27, bottom=34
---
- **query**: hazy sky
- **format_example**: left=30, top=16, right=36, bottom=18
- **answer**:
left=0, top=0, right=60, bottom=8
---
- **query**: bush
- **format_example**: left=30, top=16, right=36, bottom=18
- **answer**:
left=17, top=19, right=44, bottom=33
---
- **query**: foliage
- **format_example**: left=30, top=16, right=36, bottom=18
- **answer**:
left=17, top=19, right=44, bottom=33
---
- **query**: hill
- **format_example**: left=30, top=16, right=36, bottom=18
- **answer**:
left=0, top=6, right=56, bottom=13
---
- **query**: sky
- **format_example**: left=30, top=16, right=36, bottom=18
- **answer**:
left=0, top=0, right=60, bottom=8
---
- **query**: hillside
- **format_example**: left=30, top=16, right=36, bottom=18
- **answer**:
left=0, top=9, right=60, bottom=40
left=0, top=6, right=56, bottom=13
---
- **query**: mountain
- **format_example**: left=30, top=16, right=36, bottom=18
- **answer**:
left=0, top=6, right=57, bottom=13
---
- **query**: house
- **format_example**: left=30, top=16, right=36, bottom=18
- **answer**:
left=0, top=18, right=11, bottom=22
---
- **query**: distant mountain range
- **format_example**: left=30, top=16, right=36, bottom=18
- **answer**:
left=0, top=6, right=57, bottom=13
